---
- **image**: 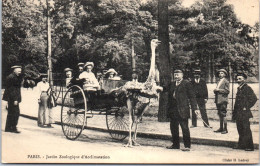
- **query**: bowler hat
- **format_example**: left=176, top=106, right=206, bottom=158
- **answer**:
left=217, top=69, right=228, bottom=76
left=64, top=68, right=73, bottom=72
left=174, top=69, right=183, bottom=73
left=236, top=72, right=247, bottom=79
left=193, top=69, right=201, bottom=74
left=11, top=65, right=22, bottom=69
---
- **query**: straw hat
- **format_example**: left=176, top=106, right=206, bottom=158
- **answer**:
left=11, top=65, right=22, bottom=69
left=105, top=68, right=118, bottom=75
left=40, top=73, right=48, bottom=78
left=77, top=62, right=84, bottom=67
left=84, top=62, right=94, bottom=68
left=64, top=68, right=73, bottom=72
left=217, top=69, right=228, bottom=76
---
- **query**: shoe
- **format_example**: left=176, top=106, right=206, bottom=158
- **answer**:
left=181, top=147, right=190, bottom=151
left=221, top=130, right=228, bottom=134
left=12, top=130, right=21, bottom=134
left=38, top=124, right=46, bottom=128
left=166, top=145, right=180, bottom=149
left=46, top=124, right=53, bottom=128
left=245, top=148, right=254, bottom=151
left=190, top=125, right=197, bottom=128
left=5, top=129, right=13, bottom=132
left=233, top=146, right=243, bottom=149
left=214, top=128, right=223, bottom=133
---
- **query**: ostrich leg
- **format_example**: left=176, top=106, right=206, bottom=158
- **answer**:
left=133, top=104, right=150, bottom=146
left=132, top=120, right=140, bottom=146
left=125, top=98, right=133, bottom=147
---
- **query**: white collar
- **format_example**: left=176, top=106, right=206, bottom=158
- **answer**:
left=195, top=78, right=200, bottom=82
left=177, top=79, right=183, bottom=82
left=238, top=82, right=246, bottom=89
left=176, top=79, right=183, bottom=85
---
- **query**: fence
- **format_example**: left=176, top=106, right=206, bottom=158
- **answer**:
left=52, top=69, right=259, bottom=122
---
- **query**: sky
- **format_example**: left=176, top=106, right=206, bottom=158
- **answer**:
left=181, top=0, right=259, bottom=26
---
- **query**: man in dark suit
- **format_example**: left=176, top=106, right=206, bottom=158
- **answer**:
left=167, top=69, right=198, bottom=151
left=232, top=73, right=257, bottom=151
left=3, top=65, right=23, bottom=133
left=190, top=69, right=209, bottom=128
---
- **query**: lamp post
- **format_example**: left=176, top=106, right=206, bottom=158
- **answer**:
left=46, top=0, right=54, bottom=88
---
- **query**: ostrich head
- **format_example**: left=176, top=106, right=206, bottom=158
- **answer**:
left=151, top=39, right=161, bottom=49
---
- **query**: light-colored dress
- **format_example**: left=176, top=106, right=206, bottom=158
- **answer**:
left=37, top=81, right=53, bottom=126
left=79, top=71, right=100, bottom=91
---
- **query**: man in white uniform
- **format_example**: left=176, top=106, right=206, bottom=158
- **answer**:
left=36, top=74, right=53, bottom=128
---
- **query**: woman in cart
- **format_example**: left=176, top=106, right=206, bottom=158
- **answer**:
left=79, top=62, right=100, bottom=91
left=37, top=74, right=53, bottom=128
left=105, top=68, right=121, bottom=81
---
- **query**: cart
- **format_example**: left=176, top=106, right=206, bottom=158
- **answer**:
left=60, top=79, right=129, bottom=141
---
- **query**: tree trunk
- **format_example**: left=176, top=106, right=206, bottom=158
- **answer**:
left=158, top=0, right=171, bottom=122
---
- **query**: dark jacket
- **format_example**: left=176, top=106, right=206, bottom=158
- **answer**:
left=3, top=73, right=23, bottom=102
left=169, top=79, right=198, bottom=119
left=233, top=83, right=257, bottom=120
left=69, top=72, right=84, bottom=87
left=190, top=78, right=208, bottom=99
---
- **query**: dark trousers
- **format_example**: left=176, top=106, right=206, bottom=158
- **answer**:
left=236, top=118, right=254, bottom=149
left=170, top=116, right=191, bottom=148
left=5, top=101, right=20, bottom=131
left=192, top=99, right=209, bottom=127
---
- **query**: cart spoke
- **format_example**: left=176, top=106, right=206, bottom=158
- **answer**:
left=106, top=107, right=128, bottom=141
left=61, top=85, right=87, bottom=140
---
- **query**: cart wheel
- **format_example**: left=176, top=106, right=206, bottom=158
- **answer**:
left=61, top=85, right=87, bottom=140
left=106, top=106, right=128, bottom=141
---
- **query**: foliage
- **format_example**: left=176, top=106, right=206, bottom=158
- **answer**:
left=168, top=0, right=258, bottom=78
left=2, top=0, right=259, bottom=82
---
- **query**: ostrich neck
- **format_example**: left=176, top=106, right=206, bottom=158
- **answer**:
left=147, top=46, right=156, bottom=82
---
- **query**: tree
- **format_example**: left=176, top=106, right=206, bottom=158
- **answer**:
left=157, top=0, right=171, bottom=122
left=167, top=0, right=258, bottom=82
left=2, top=0, right=47, bottom=81
left=49, top=0, right=158, bottom=81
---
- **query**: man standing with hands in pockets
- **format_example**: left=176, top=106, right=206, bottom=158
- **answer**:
left=190, top=69, right=209, bottom=128
left=232, top=73, right=257, bottom=151
left=167, top=69, right=199, bottom=151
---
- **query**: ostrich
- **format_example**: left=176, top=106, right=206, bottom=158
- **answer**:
left=125, top=39, right=161, bottom=147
